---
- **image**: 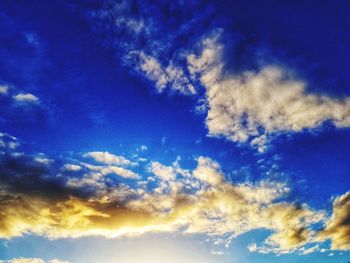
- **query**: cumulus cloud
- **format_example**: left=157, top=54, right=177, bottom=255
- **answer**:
left=187, top=33, right=350, bottom=151
left=192, top=156, right=223, bottom=186
left=62, top=164, right=82, bottom=172
left=94, top=1, right=350, bottom=151
left=317, top=191, right=350, bottom=250
left=84, top=151, right=133, bottom=166
left=0, top=131, right=347, bottom=253
left=13, top=93, right=40, bottom=104
left=150, top=161, right=177, bottom=181
left=0, top=136, right=328, bottom=253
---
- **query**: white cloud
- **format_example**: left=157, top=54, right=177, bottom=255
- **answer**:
left=137, top=145, right=148, bottom=152
left=192, top=156, right=223, bottom=186
left=84, top=151, right=133, bottom=166
left=210, top=250, right=225, bottom=256
left=13, top=93, right=40, bottom=104
left=150, top=162, right=177, bottom=181
left=187, top=33, right=350, bottom=150
left=0, top=85, right=9, bottom=95
left=300, top=244, right=320, bottom=255
left=62, top=164, right=82, bottom=171
left=101, top=165, right=140, bottom=179
left=115, top=16, right=145, bottom=35
left=34, top=154, right=52, bottom=165
left=67, top=163, right=140, bottom=191
left=136, top=51, right=196, bottom=94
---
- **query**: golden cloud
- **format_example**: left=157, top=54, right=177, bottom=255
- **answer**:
left=317, top=191, right=350, bottom=250
left=0, top=156, right=328, bottom=253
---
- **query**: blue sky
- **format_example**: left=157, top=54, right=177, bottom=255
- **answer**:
left=0, top=0, right=349, bottom=262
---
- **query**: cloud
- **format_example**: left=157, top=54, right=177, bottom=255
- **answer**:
left=0, top=133, right=19, bottom=150
left=210, top=250, right=225, bottom=256
left=150, top=162, right=177, bottom=181
left=92, top=0, right=211, bottom=95
left=2, top=258, right=68, bottom=263
left=62, top=164, right=82, bottom=172
left=134, top=51, right=196, bottom=94
left=187, top=33, right=350, bottom=151
left=94, top=1, right=350, bottom=151
left=300, top=244, right=320, bottom=255
left=0, top=85, right=9, bottom=95
left=13, top=93, right=40, bottom=104
left=0, top=131, right=346, bottom=253
left=192, top=156, right=223, bottom=186
left=317, top=191, right=350, bottom=250
left=0, top=137, right=326, bottom=253
left=7, top=259, right=44, bottom=263
left=84, top=151, right=133, bottom=166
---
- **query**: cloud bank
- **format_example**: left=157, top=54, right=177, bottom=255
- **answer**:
left=0, top=131, right=346, bottom=253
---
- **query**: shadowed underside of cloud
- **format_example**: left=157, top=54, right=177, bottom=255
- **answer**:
left=0, top=131, right=347, bottom=253
left=317, top=191, right=350, bottom=250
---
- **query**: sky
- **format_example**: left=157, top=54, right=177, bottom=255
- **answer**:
left=0, top=0, right=350, bottom=262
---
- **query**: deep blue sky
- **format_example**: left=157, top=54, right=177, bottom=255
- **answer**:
left=0, top=0, right=349, bottom=262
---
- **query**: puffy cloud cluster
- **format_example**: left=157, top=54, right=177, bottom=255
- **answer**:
left=187, top=34, right=350, bottom=151
left=0, top=131, right=348, bottom=253
left=0, top=135, right=332, bottom=253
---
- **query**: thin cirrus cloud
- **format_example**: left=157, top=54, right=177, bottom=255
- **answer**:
left=0, top=130, right=348, bottom=254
